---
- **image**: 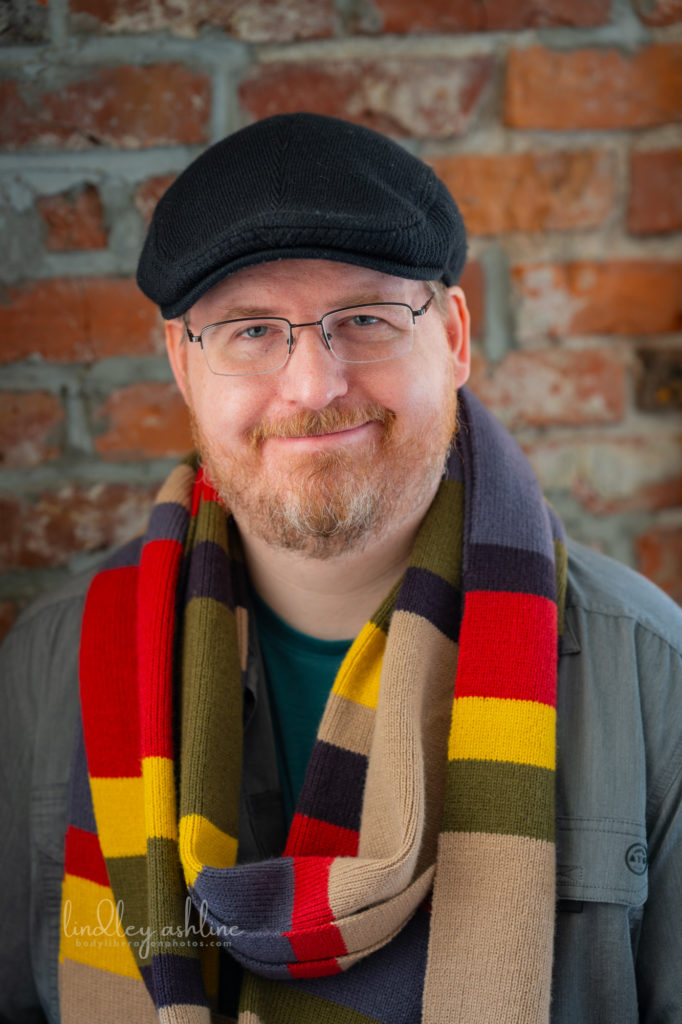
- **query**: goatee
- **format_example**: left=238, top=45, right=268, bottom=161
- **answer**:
left=191, top=394, right=457, bottom=560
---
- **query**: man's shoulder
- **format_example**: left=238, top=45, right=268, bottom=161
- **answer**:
left=565, top=537, right=682, bottom=656
left=8, top=535, right=143, bottom=641
left=9, top=565, right=98, bottom=641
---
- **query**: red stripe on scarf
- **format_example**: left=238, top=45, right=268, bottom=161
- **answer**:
left=138, top=538, right=183, bottom=759
left=80, top=566, right=142, bottom=777
left=455, top=591, right=557, bottom=704
left=63, top=825, right=110, bottom=887
left=285, top=856, right=347, bottom=965
left=286, top=814, right=360, bottom=858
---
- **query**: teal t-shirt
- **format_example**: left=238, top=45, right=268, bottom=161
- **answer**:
left=250, top=588, right=353, bottom=825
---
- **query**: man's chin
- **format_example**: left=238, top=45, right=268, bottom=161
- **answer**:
left=206, top=449, right=389, bottom=559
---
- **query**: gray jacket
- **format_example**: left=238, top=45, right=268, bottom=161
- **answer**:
left=1, top=539, right=681, bottom=1022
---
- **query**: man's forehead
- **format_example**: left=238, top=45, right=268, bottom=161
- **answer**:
left=189, top=258, right=426, bottom=318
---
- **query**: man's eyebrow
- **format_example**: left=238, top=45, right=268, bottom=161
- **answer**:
left=208, top=294, right=410, bottom=321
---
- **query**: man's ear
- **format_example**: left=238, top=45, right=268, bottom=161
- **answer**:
left=165, top=319, right=190, bottom=404
left=443, top=285, right=471, bottom=389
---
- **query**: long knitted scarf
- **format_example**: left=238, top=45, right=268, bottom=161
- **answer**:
left=59, top=388, right=566, bottom=1023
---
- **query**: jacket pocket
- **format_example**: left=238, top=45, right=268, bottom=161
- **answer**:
left=556, top=815, right=648, bottom=906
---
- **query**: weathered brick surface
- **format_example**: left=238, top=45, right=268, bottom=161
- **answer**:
left=0, top=278, right=163, bottom=364
left=634, top=0, right=682, bottom=25
left=505, top=45, right=682, bottom=130
left=0, top=484, right=156, bottom=569
left=628, top=150, right=682, bottom=234
left=513, top=262, right=682, bottom=339
left=366, top=0, right=610, bottom=33
left=636, top=346, right=682, bottom=413
left=38, top=185, right=108, bottom=251
left=0, top=0, right=49, bottom=45
left=0, top=392, right=64, bottom=467
left=69, top=0, right=337, bottom=41
left=93, top=382, right=192, bottom=459
left=0, top=65, right=211, bottom=150
left=469, top=347, right=626, bottom=428
left=428, top=151, right=615, bottom=235
left=524, top=435, right=682, bottom=514
left=636, top=524, right=682, bottom=602
left=134, top=175, right=177, bottom=226
left=240, top=57, right=494, bottom=138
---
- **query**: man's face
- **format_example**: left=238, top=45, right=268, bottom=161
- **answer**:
left=165, top=259, right=470, bottom=558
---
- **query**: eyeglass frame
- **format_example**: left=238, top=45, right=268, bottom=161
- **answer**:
left=184, top=292, right=436, bottom=377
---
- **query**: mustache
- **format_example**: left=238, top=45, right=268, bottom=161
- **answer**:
left=248, top=403, right=395, bottom=448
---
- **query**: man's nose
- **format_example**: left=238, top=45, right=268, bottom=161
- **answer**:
left=277, top=324, right=349, bottom=408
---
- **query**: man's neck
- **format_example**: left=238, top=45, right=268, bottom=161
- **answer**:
left=238, top=511, right=428, bottom=641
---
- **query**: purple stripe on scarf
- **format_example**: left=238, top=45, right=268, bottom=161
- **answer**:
left=193, top=859, right=295, bottom=933
left=67, top=716, right=97, bottom=833
left=185, top=540, right=235, bottom=608
left=293, top=904, right=430, bottom=1023
left=297, top=740, right=368, bottom=832
left=142, top=955, right=207, bottom=1007
left=146, top=501, right=191, bottom=544
left=396, top=567, right=462, bottom=643
left=458, top=389, right=554, bottom=557
left=465, top=543, right=556, bottom=600
left=444, top=443, right=464, bottom=483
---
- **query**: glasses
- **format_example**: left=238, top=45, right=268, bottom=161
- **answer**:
left=185, top=294, right=435, bottom=377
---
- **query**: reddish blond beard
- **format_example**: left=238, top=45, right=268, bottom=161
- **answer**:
left=190, top=389, right=458, bottom=559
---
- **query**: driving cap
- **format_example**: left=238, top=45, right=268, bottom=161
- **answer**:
left=137, top=112, right=468, bottom=319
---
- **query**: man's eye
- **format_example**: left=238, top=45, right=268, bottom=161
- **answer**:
left=350, top=314, right=381, bottom=327
left=240, top=324, right=271, bottom=339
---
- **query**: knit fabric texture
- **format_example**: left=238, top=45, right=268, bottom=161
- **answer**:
left=136, top=113, right=468, bottom=319
left=59, top=388, right=566, bottom=1023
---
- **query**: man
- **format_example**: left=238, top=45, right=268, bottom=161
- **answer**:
left=1, top=113, right=681, bottom=1024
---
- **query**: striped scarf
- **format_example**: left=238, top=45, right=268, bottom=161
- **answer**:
left=59, top=388, right=566, bottom=1023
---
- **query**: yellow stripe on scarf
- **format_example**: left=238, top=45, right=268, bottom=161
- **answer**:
left=180, top=814, right=239, bottom=887
left=448, top=697, right=556, bottom=770
left=332, top=621, right=386, bottom=709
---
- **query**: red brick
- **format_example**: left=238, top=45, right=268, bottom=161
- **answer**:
left=459, top=261, right=484, bottom=338
left=0, top=484, right=156, bottom=569
left=523, top=435, right=682, bottom=514
left=0, top=601, right=18, bottom=644
left=240, top=56, right=494, bottom=138
left=134, top=174, right=176, bottom=226
left=69, top=0, right=337, bottom=41
left=505, top=45, right=682, bottom=130
left=634, top=0, right=682, bottom=25
left=366, top=0, right=609, bottom=33
left=0, top=278, right=163, bottom=364
left=93, top=382, right=192, bottom=459
left=469, top=347, right=626, bottom=429
left=0, top=65, right=211, bottom=151
left=628, top=150, right=682, bottom=234
left=429, top=151, right=614, bottom=235
left=636, top=525, right=682, bottom=602
left=0, top=392, right=64, bottom=468
left=38, top=185, right=107, bottom=251
left=513, top=262, right=682, bottom=339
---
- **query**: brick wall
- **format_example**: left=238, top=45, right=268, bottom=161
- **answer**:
left=1, top=0, right=681, bottom=638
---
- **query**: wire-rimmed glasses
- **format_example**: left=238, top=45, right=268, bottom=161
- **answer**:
left=185, top=293, right=435, bottom=377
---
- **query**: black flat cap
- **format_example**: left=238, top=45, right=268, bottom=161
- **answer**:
left=137, top=113, right=467, bottom=319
